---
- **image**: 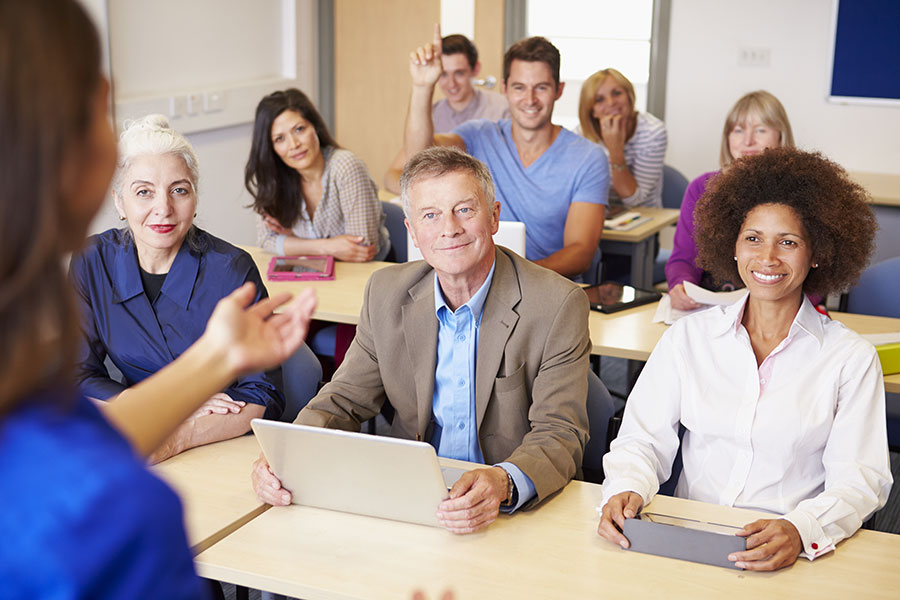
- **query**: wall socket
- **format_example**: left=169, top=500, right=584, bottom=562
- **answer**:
left=738, top=47, right=771, bottom=67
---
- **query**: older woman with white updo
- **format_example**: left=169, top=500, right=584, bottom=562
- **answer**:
left=70, top=114, right=286, bottom=463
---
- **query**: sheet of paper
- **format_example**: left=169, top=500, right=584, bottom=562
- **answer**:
left=683, top=281, right=748, bottom=306
left=652, top=293, right=704, bottom=325
left=604, top=211, right=652, bottom=231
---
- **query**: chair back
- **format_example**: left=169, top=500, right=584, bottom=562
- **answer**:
left=583, top=371, right=616, bottom=473
left=381, top=200, right=407, bottom=262
left=662, top=165, right=689, bottom=209
left=846, top=256, right=900, bottom=318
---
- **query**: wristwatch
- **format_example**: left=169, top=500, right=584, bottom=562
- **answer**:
left=500, top=468, right=515, bottom=506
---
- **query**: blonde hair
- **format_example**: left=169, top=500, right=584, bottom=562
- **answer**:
left=112, top=114, right=200, bottom=198
left=719, top=91, right=794, bottom=168
left=578, top=68, right=636, bottom=144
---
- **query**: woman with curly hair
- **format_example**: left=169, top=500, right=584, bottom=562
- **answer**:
left=246, top=88, right=390, bottom=261
left=598, top=147, right=891, bottom=572
left=666, top=90, right=794, bottom=310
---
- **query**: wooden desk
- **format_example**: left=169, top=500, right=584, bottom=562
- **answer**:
left=602, top=207, right=679, bottom=288
left=152, top=434, right=265, bottom=554
left=850, top=171, right=900, bottom=207
left=194, top=476, right=900, bottom=599
left=241, top=245, right=392, bottom=325
left=588, top=303, right=900, bottom=394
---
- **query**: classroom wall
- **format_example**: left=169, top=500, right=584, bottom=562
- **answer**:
left=87, top=0, right=317, bottom=247
left=665, top=0, right=900, bottom=182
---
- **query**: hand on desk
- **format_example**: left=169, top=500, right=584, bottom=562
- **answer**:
left=597, top=491, right=644, bottom=548
left=251, top=453, right=292, bottom=506
left=326, top=234, right=377, bottom=262
left=436, top=466, right=507, bottom=534
left=730, top=518, right=802, bottom=571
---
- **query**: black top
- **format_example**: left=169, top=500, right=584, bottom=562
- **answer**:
left=138, top=266, right=167, bottom=304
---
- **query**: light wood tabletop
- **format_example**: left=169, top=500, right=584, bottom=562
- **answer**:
left=602, top=206, right=680, bottom=242
left=850, top=171, right=900, bottom=207
left=152, top=434, right=265, bottom=555
left=241, top=245, right=392, bottom=325
left=193, top=473, right=900, bottom=599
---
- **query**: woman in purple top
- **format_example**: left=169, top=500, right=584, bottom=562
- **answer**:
left=666, top=91, right=794, bottom=310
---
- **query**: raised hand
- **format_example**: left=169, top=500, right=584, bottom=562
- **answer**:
left=409, top=23, right=444, bottom=87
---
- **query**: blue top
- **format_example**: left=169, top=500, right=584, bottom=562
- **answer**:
left=70, top=228, right=284, bottom=417
left=431, top=261, right=536, bottom=511
left=0, top=388, right=207, bottom=599
left=454, top=119, right=610, bottom=261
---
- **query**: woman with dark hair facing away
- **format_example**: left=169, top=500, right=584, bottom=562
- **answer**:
left=666, top=90, right=796, bottom=310
left=0, top=0, right=315, bottom=596
left=246, top=88, right=390, bottom=261
left=598, top=148, right=891, bottom=571
left=70, top=114, right=290, bottom=464
left=576, top=68, right=667, bottom=209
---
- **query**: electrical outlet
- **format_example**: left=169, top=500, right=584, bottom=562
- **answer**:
left=204, top=90, right=225, bottom=113
left=186, top=93, right=202, bottom=115
left=738, top=47, right=771, bottom=67
left=169, top=95, right=187, bottom=118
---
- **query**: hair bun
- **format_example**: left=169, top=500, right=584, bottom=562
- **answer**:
left=122, top=113, right=171, bottom=134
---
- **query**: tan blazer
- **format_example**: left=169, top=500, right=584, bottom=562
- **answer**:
left=296, top=247, right=590, bottom=506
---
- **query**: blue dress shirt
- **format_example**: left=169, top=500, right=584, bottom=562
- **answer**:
left=432, top=261, right=536, bottom=511
left=70, top=228, right=284, bottom=417
left=0, top=387, right=207, bottom=598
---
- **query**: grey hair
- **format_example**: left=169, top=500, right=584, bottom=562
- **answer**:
left=399, top=146, right=495, bottom=217
left=111, top=114, right=200, bottom=199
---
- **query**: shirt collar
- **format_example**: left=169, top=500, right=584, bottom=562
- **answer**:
left=712, top=291, right=825, bottom=348
left=112, top=236, right=199, bottom=309
left=433, top=258, right=496, bottom=322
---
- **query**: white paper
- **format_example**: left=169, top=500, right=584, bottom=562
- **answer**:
left=683, top=281, right=748, bottom=306
left=652, top=294, right=704, bottom=325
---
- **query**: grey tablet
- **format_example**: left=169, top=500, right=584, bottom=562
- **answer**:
left=622, top=514, right=747, bottom=570
left=252, top=419, right=458, bottom=527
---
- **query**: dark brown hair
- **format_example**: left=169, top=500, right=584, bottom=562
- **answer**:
left=503, top=36, right=561, bottom=87
left=695, top=147, right=876, bottom=295
left=244, top=88, right=339, bottom=228
left=0, top=0, right=100, bottom=413
left=442, top=34, right=478, bottom=69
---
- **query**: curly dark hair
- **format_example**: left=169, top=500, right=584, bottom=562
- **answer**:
left=694, top=147, right=877, bottom=296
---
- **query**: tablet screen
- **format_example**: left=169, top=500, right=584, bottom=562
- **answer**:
left=273, top=257, right=330, bottom=274
left=583, top=282, right=661, bottom=313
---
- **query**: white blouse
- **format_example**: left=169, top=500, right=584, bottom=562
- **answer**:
left=601, top=294, right=892, bottom=560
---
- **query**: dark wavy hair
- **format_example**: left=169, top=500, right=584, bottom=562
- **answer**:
left=244, top=88, right=339, bottom=228
left=0, top=0, right=100, bottom=413
left=695, top=147, right=877, bottom=296
left=443, top=34, right=478, bottom=69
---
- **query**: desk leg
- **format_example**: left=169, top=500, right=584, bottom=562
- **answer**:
left=630, top=238, right=654, bottom=289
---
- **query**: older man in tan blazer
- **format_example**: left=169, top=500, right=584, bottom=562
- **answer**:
left=252, top=147, right=590, bottom=534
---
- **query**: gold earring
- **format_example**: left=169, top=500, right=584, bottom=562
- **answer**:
left=119, top=215, right=126, bottom=221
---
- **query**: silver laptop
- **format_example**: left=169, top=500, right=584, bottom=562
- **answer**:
left=251, top=419, right=467, bottom=527
left=406, top=220, right=527, bottom=262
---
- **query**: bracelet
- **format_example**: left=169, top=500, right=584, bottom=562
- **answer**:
left=610, top=162, right=628, bottom=173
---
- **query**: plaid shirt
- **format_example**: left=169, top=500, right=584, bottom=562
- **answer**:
left=257, top=146, right=388, bottom=257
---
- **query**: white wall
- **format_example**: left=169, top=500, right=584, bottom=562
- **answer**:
left=89, top=0, right=317, bottom=247
left=665, top=0, right=900, bottom=182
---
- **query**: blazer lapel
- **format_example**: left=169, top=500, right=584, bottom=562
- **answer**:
left=401, top=272, right=439, bottom=439
left=475, top=249, right=520, bottom=428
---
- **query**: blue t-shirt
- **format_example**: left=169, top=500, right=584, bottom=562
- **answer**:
left=454, top=119, right=609, bottom=261
left=0, top=388, right=207, bottom=599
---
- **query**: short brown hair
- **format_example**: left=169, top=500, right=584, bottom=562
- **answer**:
left=695, top=147, right=876, bottom=296
left=442, top=34, right=478, bottom=69
left=399, top=147, right=495, bottom=217
left=503, top=36, right=561, bottom=87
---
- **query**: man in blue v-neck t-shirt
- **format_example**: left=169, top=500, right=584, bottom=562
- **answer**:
left=402, top=24, right=610, bottom=280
